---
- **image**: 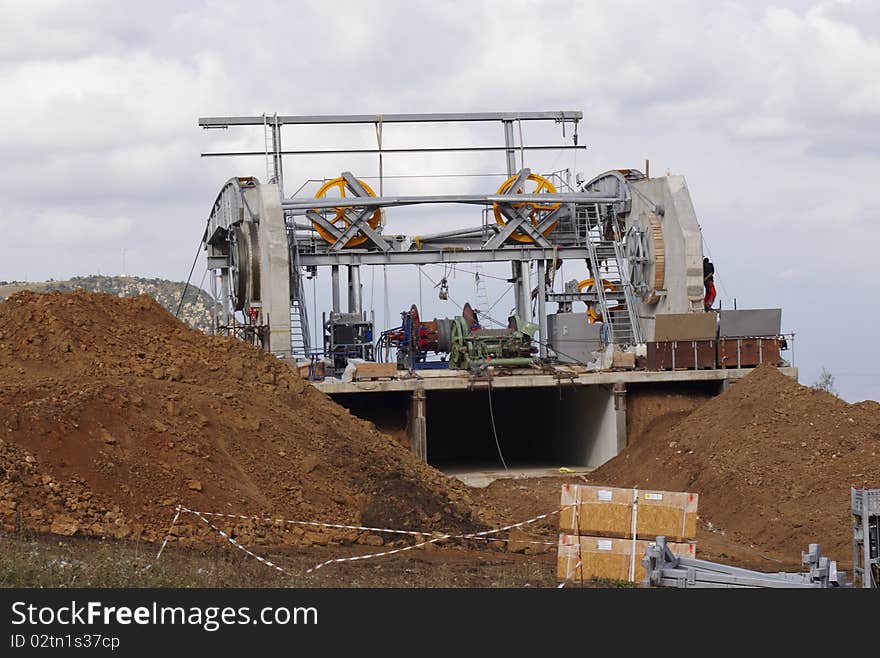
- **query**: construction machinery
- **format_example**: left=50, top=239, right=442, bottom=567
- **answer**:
left=382, top=303, right=537, bottom=371
left=199, top=110, right=711, bottom=373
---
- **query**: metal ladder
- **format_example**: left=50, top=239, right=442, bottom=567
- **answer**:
left=263, top=113, right=274, bottom=184
left=473, top=265, right=491, bottom=318
left=581, top=203, right=642, bottom=346
left=287, top=217, right=311, bottom=360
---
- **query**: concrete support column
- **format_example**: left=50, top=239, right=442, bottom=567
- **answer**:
left=613, top=383, right=627, bottom=454
left=406, top=386, right=427, bottom=462
left=719, top=378, right=736, bottom=394
left=331, top=265, right=341, bottom=313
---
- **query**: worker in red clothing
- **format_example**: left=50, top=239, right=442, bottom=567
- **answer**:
left=703, top=257, right=716, bottom=311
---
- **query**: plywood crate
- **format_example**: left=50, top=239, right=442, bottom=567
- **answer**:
left=560, top=484, right=698, bottom=542
left=557, top=533, right=697, bottom=584
left=353, top=362, right=399, bottom=380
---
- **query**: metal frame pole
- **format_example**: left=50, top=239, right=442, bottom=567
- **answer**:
left=348, top=265, right=362, bottom=315
left=537, top=260, right=547, bottom=357
left=331, top=265, right=341, bottom=313
left=271, top=119, right=284, bottom=195
left=502, top=120, right=523, bottom=319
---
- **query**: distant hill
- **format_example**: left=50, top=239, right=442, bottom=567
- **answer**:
left=0, top=275, right=214, bottom=333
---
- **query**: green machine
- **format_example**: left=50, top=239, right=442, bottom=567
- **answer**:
left=448, top=314, right=538, bottom=370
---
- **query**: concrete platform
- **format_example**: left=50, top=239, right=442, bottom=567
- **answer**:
left=314, top=366, right=798, bottom=394
left=446, top=466, right=593, bottom=488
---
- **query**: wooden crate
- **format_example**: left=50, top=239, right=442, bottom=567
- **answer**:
left=557, top=533, right=697, bottom=584
left=611, top=352, right=636, bottom=370
left=560, top=484, right=698, bottom=542
left=353, top=362, right=399, bottom=381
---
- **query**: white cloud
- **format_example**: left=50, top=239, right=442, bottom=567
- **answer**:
left=0, top=0, right=878, bottom=399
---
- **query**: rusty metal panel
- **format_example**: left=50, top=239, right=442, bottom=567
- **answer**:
left=647, top=342, right=672, bottom=370
left=695, top=340, right=717, bottom=369
left=718, top=338, right=781, bottom=368
left=648, top=340, right=716, bottom=370
left=653, top=312, right=717, bottom=341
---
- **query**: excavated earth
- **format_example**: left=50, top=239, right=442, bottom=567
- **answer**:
left=591, top=365, right=880, bottom=563
left=0, top=290, right=486, bottom=550
left=2, top=290, right=878, bottom=573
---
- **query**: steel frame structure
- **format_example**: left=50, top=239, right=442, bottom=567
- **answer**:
left=200, top=110, right=646, bottom=361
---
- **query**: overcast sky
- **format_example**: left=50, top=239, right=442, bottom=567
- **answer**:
left=2, top=0, right=878, bottom=401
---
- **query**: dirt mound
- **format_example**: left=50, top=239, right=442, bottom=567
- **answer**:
left=0, top=290, right=484, bottom=548
left=591, top=366, right=880, bottom=563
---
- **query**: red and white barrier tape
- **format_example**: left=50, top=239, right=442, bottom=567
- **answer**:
left=306, top=509, right=561, bottom=573
left=187, top=507, right=288, bottom=575
left=141, top=504, right=182, bottom=572
left=557, top=559, right=583, bottom=589
left=158, top=506, right=560, bottom=577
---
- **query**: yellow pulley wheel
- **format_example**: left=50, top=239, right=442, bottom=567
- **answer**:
left=311, top=177, right=382, bottom=248
left=492, top=173, right=560, bottom=244
left=578, top=278, right=621, bottom=323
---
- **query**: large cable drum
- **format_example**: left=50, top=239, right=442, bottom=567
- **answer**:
left=629, top=211, right=665, bottom=305
left=228, top=221, right=261, bottom=311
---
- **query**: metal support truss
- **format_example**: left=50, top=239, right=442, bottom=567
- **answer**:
left=642, top=536, right=844, bottom=588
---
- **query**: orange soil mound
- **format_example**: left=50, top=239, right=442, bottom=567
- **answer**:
left=0, top=290, right=483, bottom=548
left=591, top=365, right=880, bottom=562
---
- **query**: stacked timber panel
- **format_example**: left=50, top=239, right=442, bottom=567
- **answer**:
left=558, top=483, right=698, bottom=585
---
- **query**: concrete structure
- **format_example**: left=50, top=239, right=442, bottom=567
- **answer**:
left=629, top=176, right=706, bottom=340
left=316, top=367, right=798, bottom=471
left=244, top=182, right=292, bottom=357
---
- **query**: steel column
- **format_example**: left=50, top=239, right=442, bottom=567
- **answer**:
left=271, top=121, right=284, bottom=194
left=331, top=265, right=341, bottom=313
left=537, top=260, right=547, bottom=358
left=348, top=265, right=362, bottom=315
left=503, top=120, right=522, bottom=318
left=519, top=262, right=532, bottom=323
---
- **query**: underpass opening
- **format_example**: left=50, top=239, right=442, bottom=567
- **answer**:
left=425, top=385, right=618, bottom=472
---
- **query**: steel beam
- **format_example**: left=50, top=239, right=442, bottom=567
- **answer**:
left=299, top=247, right=592, bottom=267
left=284, top=193, right=619, bottom=211
left=305, top=210, right=345, bottom=240
left=203, top=145, right=586, bottom=158
left=200, top=111, right=583, bottom=128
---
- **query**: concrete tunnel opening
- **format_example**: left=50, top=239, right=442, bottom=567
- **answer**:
left=332, top=384, right=625, bottom=474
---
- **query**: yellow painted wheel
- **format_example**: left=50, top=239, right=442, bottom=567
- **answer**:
left=492, top=173, right=560, bottom=244
left=578, top=278, right=623, bottom=323
left=311, top=177, right=382, bottom=248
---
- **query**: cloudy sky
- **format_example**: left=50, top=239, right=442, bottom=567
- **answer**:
left=2, top=0, right=878, bottom=401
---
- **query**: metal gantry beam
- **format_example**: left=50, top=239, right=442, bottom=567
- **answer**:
left=296, top=247, right=592, bottom=267
left=200, top=111, right=582, bottom=128
left=202, top=145, right=586, bottom=158
left=284, top=193, right=619, bottom=211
